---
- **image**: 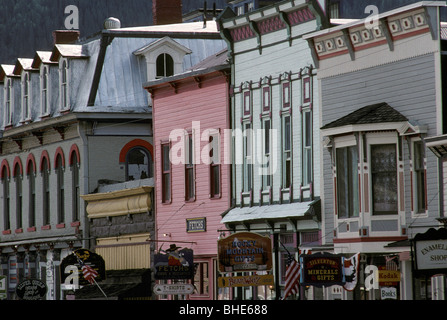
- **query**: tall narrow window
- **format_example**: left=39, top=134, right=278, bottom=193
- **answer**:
left=414, top=141, right=427, bottom=213
left=243, top=91, right=251, bottom=116
left=336, top=146, right=359, bottom=218
left=302, top=109, right=313, bottom=186
left=371, top=144, right=398, bottom=215
left=42, top=157, right=50, bottom=225
left=22, top=72, right=30, bottom=120
left=262, top=118, right=271, bottom=189
left=193, top=262, right=209, bottom=296
left=209, top=134, right=220, bottom=198
left=61, top=59, right=68, bottom=110
left=156, top=53, right=174, bottom=78
left=56, top=155, right=65, bottom=224
left=161, top=143, right=171, bottom=203
left=5, top=78, right=12, bottom=125
left=283, top=115, right=292, bottom=188
left=243, top=122, right=253, bottom=192
left=71, top=152, right=80, bottom=222
left=41, top=67, right=49, bottom=115
left=126, top=147, right=152, bottom=180
left=185, top=134, right=195, bottom=201
left=28, top=162, right=36, bottom=228
left=14, top=165, right=22, bottom=230
left=2, top=167, right=10, bottom=230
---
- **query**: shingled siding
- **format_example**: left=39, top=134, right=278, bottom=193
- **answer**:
left=320, top=53, right=439, bottom=243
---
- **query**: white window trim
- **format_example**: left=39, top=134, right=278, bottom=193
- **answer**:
left=21, top=71, right=31, bottom=123
left=4, top=78, right=13, bottom=127
left=59, top=58, right=70, bottom=112
left=411, top=137, right=428, bottom=218
left=40, top=65, right=50, bottom=117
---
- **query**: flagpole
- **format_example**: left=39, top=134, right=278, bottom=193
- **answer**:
left=73, top=250, right=108, bottom=300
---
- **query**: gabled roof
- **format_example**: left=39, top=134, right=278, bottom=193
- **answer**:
left=31, top=51, right=55, bottom=69
left=13, top=58, right=36, bottom=75
left=321, top=102, right=408, bottom=130
left=50, top=44, right=89, bottom=62
left=133, top=36, right=192, bottom=56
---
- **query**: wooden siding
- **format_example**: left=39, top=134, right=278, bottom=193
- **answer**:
left=320, top=53, right=439, bottom=243
left=152, top=73, right=230, bottom=257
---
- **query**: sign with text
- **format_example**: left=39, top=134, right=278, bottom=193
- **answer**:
left=218, top=274, right=274, bottom=288
left=378, top=270, right=401, bottom=286
left=218, top=232, right=272, bottom=273
left=413, top=228, right=447, bottom=276
left=154, top=284, right=194, bottom=295
left=60, top=249, right=106, bottom=286
left=154, top=245, right=194, bottom=280
left=16, top=279, right=47, bottom=300
left=300, top=253, right=345, bottom=287
left=186, top=217, right=206, bottom=233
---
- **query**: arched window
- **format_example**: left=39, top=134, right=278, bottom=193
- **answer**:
left=70, top=151, right=80, bottom=222
left=2, top=165, right=10, bottom=230
left=14, top=163, right=22, bottom=230
left=126, top=147, right=153, bottom=181
left=41, top=157, right=50, bottom=226
left=56, top=154, right=64, bottom=224
left=27, top=159, right=36, bottom=228
left=156, top=53, right=174, bottom=78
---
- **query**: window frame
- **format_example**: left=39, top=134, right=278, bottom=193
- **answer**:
left=412, top=139, right=427, bottom=215
left=56, top=154, right=65, bottom=224
left=14, top=164, right=22, bottom=230
left=41, top=157, right=50, bottom=226
left=370, top=143, right=399, bottom=216
left=27, top=161, right=36, bottom=228
left=22, top=72, right=31, bottom=122
left=185, top=133, right=196, bottom=202
left=60, top=58, right=69, bottom=111
left=4, top=78, right=13, bottom=126
left=70, top=152, right=80, bottom=222
left=2, top=166, right=10, bottom=231
left=125, top=146, right=153, bottom=181
left=161, top=142, right=172, bottom=204
left=282, top=114, right=292, bottom=189
left=242, top=121, right=253, bottom=193
left=156, top=53, right=174, bottom=79
left=209, top=132, right=221, bottom=199
left=41, top=66, right=49, bottom=116
left=335, top=145, right=359, bottom=219
left=262, top=117, right=272, bottom=190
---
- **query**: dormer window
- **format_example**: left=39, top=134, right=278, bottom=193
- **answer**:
left=4, top=78, right=13, bottom=126
left=156, top=53, right=174, bottom=78
left=21, top=72, right=31, bottom=121
left=41, top=66, right=49, bottom=116
left=133, top=36, right=192, bottom=83
left=60, top=59, right=69, bottom=110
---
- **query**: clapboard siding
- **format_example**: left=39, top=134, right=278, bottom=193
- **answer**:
left=320, top=53, right=439, bottom=243
left=152, top=73, right=230, bottom=256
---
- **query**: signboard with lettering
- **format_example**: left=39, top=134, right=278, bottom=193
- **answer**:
left=154, top=244, right=194, bottom=280
left=218, top=274, right=274, bottom=288
left=300, top=252, right=345, bottom=287
left=60, top=248, right=106, bottom=286
left=186, top=217, right=206, bottom=233
left=217, top=232, right=272, bottom=273
left=380, top=287, right=397, bottom=300
left=154, top=284, right=195, bottom=295
left=16, top=279, right=47, bottom=300
left=378, top=269, right=401, bottom=286
left=413, top=228, right=447, bottom=276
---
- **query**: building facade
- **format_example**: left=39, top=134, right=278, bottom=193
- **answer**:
left=217, top=0, right=328, bottom=300
left=305, top=1, right=447, bottom=300
left=144, top=50, right=231, bottom=300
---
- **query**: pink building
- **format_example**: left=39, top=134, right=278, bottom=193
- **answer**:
left=144, top=50, right=231, bottom=300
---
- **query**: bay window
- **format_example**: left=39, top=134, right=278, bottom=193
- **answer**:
left=336, top=146, right=359, bottom=218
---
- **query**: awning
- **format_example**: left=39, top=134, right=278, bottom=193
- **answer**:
left=221, top=199, right=320, bottom=227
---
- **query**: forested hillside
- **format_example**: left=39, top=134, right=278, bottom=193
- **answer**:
left=0, top=0, right=228, bottom=64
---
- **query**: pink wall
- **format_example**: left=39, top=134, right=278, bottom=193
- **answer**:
left=151, top=71, right=231, bottom=257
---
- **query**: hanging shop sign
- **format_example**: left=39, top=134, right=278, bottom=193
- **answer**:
left=154, top=283, right=195, bottom=295
left=413, top=228, right=447, bottom=276
left=300, top=252, right=345, bottom=287
left=378, top=269, right=401, bottom=287
left=186, top=217, right=206, bottom=233
left=16, top=279, right=47, bottom=300
left=60, top=248, right=106, bottom=286
left=218, top=274, right=274, bottom=288
left=380, top=287, right=397, bottom=300
left=217, top=232, right=273, bottom=273
left=154, top=244, right=194, bottom=280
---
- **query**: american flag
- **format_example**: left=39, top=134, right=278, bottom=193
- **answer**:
left=283, top=253, right=300, bottom=300
left=80, top=261, right=99, bottom=284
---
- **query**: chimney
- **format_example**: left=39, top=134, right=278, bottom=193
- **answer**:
left=53, top=30, right=80, bottom=44
left=152, top=0, right=183, bottom=25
